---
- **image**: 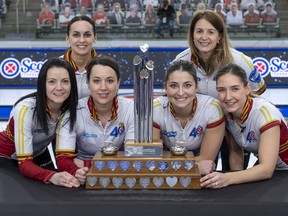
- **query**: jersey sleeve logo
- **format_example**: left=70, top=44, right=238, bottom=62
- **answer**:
left=249, top=67, right=261, bottom=83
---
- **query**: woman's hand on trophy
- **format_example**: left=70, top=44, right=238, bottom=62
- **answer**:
left=75, top=167, right=89, bottom=185
left=196, top=160, right=216, bottom=175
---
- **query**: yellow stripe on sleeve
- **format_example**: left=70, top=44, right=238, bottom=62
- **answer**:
left=241, top=53, right=254, bottom=70
left=153, top=101, right=161, bottom=108
left=211, top=100, right=224, bottom=117
left=259, top=106, right=273, bottom=123
left=279, top=141, right=288, bottom=154
left=55, top=115, right=65, bottom=150
left=18, top=106, right=29, bottom=155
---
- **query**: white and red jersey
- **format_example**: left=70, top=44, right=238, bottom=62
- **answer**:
left=56, top=96, right=134, bottom=173
left=153, top=94, right=225, bottom=152
left=60, top=54, right=90, bottom=99
left=226, top=97, right=288, bottom=169
left=73, top=68, right=90, bottom=99
left=174, top=48, right=266, bottom=99
left=0, top=97, right=60, bottom=182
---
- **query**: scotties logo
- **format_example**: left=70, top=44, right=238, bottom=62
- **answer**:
left=253, top=57, right=270, bottom=78
left=0, top=57, right=45, bottom=79
left=0, top=58, right=21, bottom=79
left=163, top=131, right=177, bottom=137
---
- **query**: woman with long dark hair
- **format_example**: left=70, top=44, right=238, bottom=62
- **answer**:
left=62, top=15, right=98, bottom=99
left=0, top=57, right=81, bottom=187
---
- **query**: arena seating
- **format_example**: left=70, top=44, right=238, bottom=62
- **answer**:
left=35, top=1, right=280, bottom=39
left=0, top=0, right=10, bottom=29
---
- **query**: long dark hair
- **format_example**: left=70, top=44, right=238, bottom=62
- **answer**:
left=165, top=60, right=198, bottom=85
left=86, top=55, right=120, bottom=82
left=14, top=57, right=78, bottom=134
left=67, top=15, right=96, bottom=35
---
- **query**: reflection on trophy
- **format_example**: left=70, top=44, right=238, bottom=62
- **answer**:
left=124, top=44, right=163, bottom=157
left=133, top=44, right=153, bottom=143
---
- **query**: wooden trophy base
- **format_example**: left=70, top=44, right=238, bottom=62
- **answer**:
left=86, top=151, right=201, bottom=189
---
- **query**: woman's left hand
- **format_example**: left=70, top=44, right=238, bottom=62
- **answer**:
left=49, top=172, right=80, bottom=188
left=200, top=172, right=229, bottom=189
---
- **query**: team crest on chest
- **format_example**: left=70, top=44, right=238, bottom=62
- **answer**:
left=189, top=126, right=203, bottom=137
left=110, top=122, right=125, bottom=137
left=118, top=122, right=125, bottom=134
left=247, top=131, right=257, bottom=142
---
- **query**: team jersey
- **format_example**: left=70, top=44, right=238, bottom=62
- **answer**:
left=173, top=48, right=266, bottom=99
left=226, top=97, right=288, bottom=169
left=153, top=95, right=225, bottom=153
left=0, top=97, right=60, bottom=182
left=61, top=48, right=97, bottom=99
left=56, top=96, right=134, bottom=174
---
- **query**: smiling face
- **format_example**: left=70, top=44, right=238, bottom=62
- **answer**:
left=46, top=67, right=71, bottom=109
left=66, top=20, right=96, bottom=57
left=88, top=64, right=120, bottom=108
left=193, top=18, right=221, bottom=59
left=216, top=73, right=251, bottom=118
left=165, top=70, right=197, bottom=112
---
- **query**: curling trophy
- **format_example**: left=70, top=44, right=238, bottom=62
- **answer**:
left=86, top=44, right=201, bottom=189
left=124, top=43, right=163, bottom=157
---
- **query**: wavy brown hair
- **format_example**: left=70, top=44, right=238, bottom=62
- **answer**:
left=188, top=10, right=233, bottom=76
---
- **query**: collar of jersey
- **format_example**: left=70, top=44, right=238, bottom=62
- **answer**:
left=63, top=47, right=97, bottom=72
left=229, top=96, right=253, bottom=124
left=87, top=96, right=118, bottom=122
left=170, top=96, right=197, bottom=120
